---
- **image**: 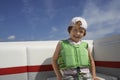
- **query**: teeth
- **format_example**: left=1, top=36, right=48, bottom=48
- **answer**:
left=73, top=35, right=80, bottom=38
left=75, top=36, right=79, bottom=38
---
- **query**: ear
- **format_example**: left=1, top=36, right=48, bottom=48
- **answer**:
left=84, top=31, right=86, bottom=36
left=67, top=26, right=72, bottom=33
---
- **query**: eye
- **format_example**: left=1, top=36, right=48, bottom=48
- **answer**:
left=72, top=28, right=77, bottom=32
left=79, top=30, right=84, bottom=33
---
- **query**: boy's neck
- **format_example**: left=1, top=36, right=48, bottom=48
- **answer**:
left=68, top=38, right=81, bottom=45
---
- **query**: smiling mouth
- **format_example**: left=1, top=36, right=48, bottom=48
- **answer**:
left=74, top=36, right=80, bottom=39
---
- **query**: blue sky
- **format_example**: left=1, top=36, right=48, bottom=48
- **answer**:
left=0, top=0, right=120, bottom=41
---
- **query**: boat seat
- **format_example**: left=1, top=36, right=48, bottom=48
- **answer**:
left=47, top=73, right=118, bottom=80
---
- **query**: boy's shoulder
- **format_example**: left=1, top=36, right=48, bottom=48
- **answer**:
left=81, top=41, right=88, bottom=44
left=59, top=39, right=68, bottom=43
left=81, top=41, right=88, bottom=48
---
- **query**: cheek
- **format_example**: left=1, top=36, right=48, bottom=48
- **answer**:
left=69, top=33, right=72, bottom=36
left=69, top=32, right=74, bottom=37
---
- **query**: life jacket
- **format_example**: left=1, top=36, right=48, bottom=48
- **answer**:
left=57, top=40, right=90, bottom=70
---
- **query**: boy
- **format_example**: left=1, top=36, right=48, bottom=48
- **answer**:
left=52, top=17, right=99, bottom=80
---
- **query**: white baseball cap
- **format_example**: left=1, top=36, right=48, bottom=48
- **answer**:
left=69, top=17, right=88, bottom=29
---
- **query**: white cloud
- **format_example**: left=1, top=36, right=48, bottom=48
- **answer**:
left=51, top=27, right=58, bottom=32
left=8, top=35, right=16, bottom=40
left=46, top=27, right=59, bottom=40
left=44, top=0, right=56, bottom=18
left=22, top=0, right=40, bottom=30
left=82, top=0, right=120, bottom=39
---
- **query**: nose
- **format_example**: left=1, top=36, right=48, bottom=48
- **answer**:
left=76, top=31, right=80, bottom=35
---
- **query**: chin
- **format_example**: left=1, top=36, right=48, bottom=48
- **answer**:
left=74, top=39, right=80, bottom=42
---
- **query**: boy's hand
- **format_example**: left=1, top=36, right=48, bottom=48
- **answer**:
left=57, top=76, right=63, bottom=80
left=93, top=77, right=101, bottom=80
left=57, top=77, right=62, bottom=80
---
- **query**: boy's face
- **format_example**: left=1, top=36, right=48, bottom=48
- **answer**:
left=69, top=25, right=86, bottom=43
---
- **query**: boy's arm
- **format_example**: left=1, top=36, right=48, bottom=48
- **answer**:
left=52, top=42, right=62, bottom=80
left=88, top=48, right=100, bottom=80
